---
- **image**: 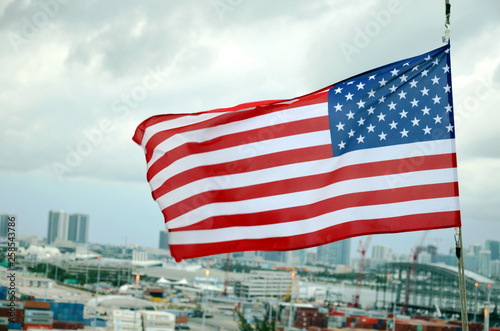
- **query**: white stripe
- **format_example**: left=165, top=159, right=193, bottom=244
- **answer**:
left=168, top=197, right=460, bottom=245
left=149, top=130, right=332, bottom=190
left=166, top=167, right=458, bottom=229
left=141, top=112, right=222, bottom=147
left=155, top=139, right=457, bottom=208
left=147, top=102, right=328, bottom=167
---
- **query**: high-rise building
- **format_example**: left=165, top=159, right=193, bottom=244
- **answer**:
left=485, top=240, right=500, bottom=261
left=68, top=213, right=89, bottom=244
left=478, top=250, right=491, bottom=276
left=47, top=210, right=89, bottom=244
left=0, top=214, right=16, bottom=238
left=317, top=239, right=351, bottom=265
left=159, top=230, right=169, bottom=250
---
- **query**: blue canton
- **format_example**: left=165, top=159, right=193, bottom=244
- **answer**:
left=328, top=44, right=454, bottom=156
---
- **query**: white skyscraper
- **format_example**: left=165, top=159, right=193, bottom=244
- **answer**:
left=47, top=210, right=89, bottom=244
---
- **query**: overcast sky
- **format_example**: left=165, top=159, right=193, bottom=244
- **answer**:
left=1, top=0, right=499, bottom=258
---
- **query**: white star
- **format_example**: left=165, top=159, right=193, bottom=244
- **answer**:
left=424, top=55, right=432, bottom=61
left=409, top=80, right=418, bottom=88
left=357, top=117, right=365, bottom=126
left=389, top=85, right=397, bottom=93
left=367, top=124, right=376, bottom=132
left=443, top=64, right=450, bottom=73
left=399, top=74, right=408, bottom=82
left=411, top=117, right=420, bottom=126
left=347, top=81, right=354, bottom=85
left=390, top=68, right=400, bottom=76
left=420, top=87, right=430, bottom=96
left=334, top=87, right=343, bottom=94
left=389, top=121, right=398, bottom=129
left=338, top=141, right=346, bottom=149
left=445, top=48, right=450, bottom=54
left=336, top=122, right=345, bottom=130
left=423, top=126, right=432, bottom=135
left=357, top=100, right=366, bottom=108
left=367, top=89, right=376, bottom=97
left=334, top=103, right=343, bottom=112
left=398, top=91, right=407, bottom=99
left=431, top=76, right=440, bottom=85
left=348, top=129, right=356, bottom=137
left=345, top=92, right=354, bottom=100
left=377, top=113, right=386, bottom=121
left=378, top=96, right=386, bottom=103
left=400, top=128, right=409, bottom=137
left=443, top=84, right=451, bottom=93
left=356, top=134, right=365, bottom=143
left=367, top=107, right=375, bottom=114
left=388, top=101, right=397, bottom=110
left=446, top=123, right=454, bottom=132
left=410, top=98, right=419, bottom=107
left=378, top=132, right=387, bottom=140
left=445, top=104, right=453, bottom=112
left=357, top=82, right=365, bottom=90
left=369, top=75, right=376, bottom=80
left=403, top=62, right=409, bottom=66
left=432, top=95, right=441, bottom=104
left=421, top=70, right=429, bottom=77
left=399, top=110, right=408, bottom=118
left=412, top=65, right=419, bottom=72
left=421, top=106, right=431, bottom=115
left=379, top=78, right=387, bottom=86
left=432, top=59, right=439, bottom=66
left=346, top=111, right=355, bottom=119
left=433, top=115, right=443, bottom=123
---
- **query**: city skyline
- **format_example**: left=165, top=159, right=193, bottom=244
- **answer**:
left=1, top=208, right=494, bottom=259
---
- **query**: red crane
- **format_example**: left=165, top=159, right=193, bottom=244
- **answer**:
left=403, top=231, right=429, bottom=313
left=353, top=236, right=372, bottom=308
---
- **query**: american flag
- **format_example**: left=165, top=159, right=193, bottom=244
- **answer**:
left=133, top=44, right=460, bottom=262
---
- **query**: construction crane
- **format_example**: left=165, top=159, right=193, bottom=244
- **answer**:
left=403, top=231, right=429, bottom=313
left=353, top=236, right=372, bottom=308
left=282, top=271, right=299, bottom=302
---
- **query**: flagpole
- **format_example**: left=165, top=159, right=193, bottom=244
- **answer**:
left=444, top=1, right=468, bottom=329
left=443, top=0, right=451, bottom=43
left=455, top=227, right=469, bottom=331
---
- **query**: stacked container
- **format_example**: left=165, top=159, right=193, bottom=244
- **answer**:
left=50, top=302, right=84, bottom=326
left=141, top=310, right=176, bottom=331
left=0, top=299, right=24, bottom=329
left=107, top=309, right=142, bottom=331
left=294, top=307, right=328, bottom=329
left=23, top=308, right=53, bottom=330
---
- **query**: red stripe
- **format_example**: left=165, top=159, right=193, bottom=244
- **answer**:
left=147, top=116, right=330, bottom=180
left=143, top=91, right=329, bottom=162
left=151, top=144, right=334, bottom=200
left=132, top=113, right=188, bottom=144
left=168, top=182, right=459, bottom=231
left=168, top=211, right=461, bottom=261
left=162, top=153, right=457, bottom=221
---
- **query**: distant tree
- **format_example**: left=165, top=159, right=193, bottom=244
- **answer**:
left=236, top=311, right=275, bottom=331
